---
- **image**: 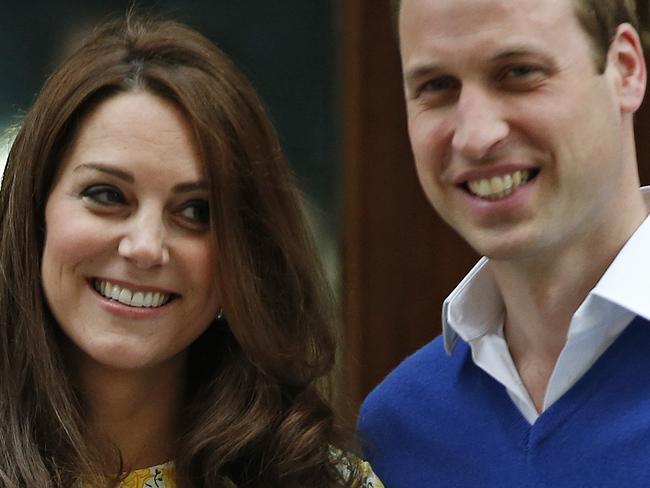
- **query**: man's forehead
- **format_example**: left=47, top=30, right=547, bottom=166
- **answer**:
left=400, top=0, right=573, bottom=35
left=399, top=0, right=581, bottom=60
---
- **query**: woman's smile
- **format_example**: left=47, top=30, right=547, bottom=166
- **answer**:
left=91, top=278, right=176, bottom=308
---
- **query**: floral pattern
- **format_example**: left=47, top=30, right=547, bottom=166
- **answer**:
left=357, top=458, right=385, bottom=488
left=332, top=448, right=385, bottom=488
left=120, top=463, right=175, bottom=488
left=80, top=462, right=175, bottom=488
left=81, top=454, right=383, bottom=487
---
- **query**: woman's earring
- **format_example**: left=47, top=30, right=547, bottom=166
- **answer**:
left=216, top=307, right=226, bottom=323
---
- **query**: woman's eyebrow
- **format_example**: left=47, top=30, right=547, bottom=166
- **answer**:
left=72, top=162, right=134, bottom=183
left=72, top=162, right=207, bottom=193
left=173, top=181, right=208, bottom=193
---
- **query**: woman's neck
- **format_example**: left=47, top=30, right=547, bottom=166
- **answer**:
left=76, top=352, right=187, bottom=470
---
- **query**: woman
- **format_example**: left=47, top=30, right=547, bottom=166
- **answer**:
left=0, top=15, right=383, bottom=488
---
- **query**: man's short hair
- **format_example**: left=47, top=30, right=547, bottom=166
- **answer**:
left=390, top=0, right=639, bottom=73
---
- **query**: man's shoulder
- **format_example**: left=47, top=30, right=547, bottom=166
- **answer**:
left=357, top=335, right=472, bottom=480
left=359, top=335, right=468, bottom=418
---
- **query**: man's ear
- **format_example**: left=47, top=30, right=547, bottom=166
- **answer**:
left=607, top=23, right=647, bottom=113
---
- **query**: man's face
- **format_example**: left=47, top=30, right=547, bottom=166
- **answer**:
left=400, top=0, right=643, bottom=262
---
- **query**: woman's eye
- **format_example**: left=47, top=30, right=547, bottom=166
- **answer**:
left=179, top=199, right=210, bottom=224
left=80, top=185, right=125, bottom=205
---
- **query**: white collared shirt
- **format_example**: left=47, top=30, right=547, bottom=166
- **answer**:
left=442, top=186, right=650, bottom=424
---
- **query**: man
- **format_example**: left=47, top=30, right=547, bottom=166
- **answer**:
left=358, top=0, right=650, bottom=486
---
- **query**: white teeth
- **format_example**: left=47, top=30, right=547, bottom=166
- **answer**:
left=118, top=288, right=132, bottom=305
left=131, top=292, right=144, bottom=307
left=490, top=175, right=504, bottom=193
left=467, top=170, right=532, bottom=200
left=110, top=286, right=121, bottom=301
left=93, top=280, right=171, bottom=308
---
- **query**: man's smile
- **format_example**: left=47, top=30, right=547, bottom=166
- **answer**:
left=464, top=169, right=538, bottom=201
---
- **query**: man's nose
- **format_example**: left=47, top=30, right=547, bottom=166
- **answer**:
left=117, top=210, right=170, bottom=269
left=451, top=87, right=509, bottom=161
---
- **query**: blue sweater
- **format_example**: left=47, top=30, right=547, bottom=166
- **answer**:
left=358, top=316, right=650, bottom=487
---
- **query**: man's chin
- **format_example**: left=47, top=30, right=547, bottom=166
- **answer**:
left=461, top=231, right=543, bottom=263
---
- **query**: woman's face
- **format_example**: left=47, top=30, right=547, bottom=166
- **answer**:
left=41, top=90, right=221, bottom=373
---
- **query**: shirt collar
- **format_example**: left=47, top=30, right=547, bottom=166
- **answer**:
left=441, top=257, right=498, bottom=355
left=442, top=186, right=650, bottom=355
left=590, top=187, right=650, bottom=320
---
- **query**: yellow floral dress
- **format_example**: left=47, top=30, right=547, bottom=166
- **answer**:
left=355, top=458, right=385, bottom=487
left=118, top=463, right=176, bottom=488
left=80, top=462, right=176, bottom=488
left=82, top=456, right=383, bottom=487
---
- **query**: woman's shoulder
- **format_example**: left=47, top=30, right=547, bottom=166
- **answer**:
left=330, top=447, right=384, bottom=488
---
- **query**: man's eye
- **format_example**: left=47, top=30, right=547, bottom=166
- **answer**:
left=497, top=64, right=547, bottom=91
left=506, top=65, right=540, bottom=78
left=422, top=76, right=460, bottom=93
left=509, top=65, right=537, bottom=76
left=179, top=200, right=210, bottom=224
left=80, top=185, right=125, bottom=205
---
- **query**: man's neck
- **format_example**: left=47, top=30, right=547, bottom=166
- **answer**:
left=493, top=253, right=602, bottom=411
left=489, top=197, right=647, bottom=411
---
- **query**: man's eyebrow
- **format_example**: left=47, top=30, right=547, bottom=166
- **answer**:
left=491, top=48, right=554, bottom=66
left=404, top=48, right=555, bottom=83
left=72, top=162, right=134, bottom=183
left=404, top=63, right=442, bottom=85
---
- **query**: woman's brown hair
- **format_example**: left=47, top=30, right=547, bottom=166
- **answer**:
left=0, top=14, right=351, bottom=487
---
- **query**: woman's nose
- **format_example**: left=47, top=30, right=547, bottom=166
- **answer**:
left=117, top=211, right=170, bottom=268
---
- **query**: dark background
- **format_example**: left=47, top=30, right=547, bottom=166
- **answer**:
left=0, top=1, right=341, bottom=241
